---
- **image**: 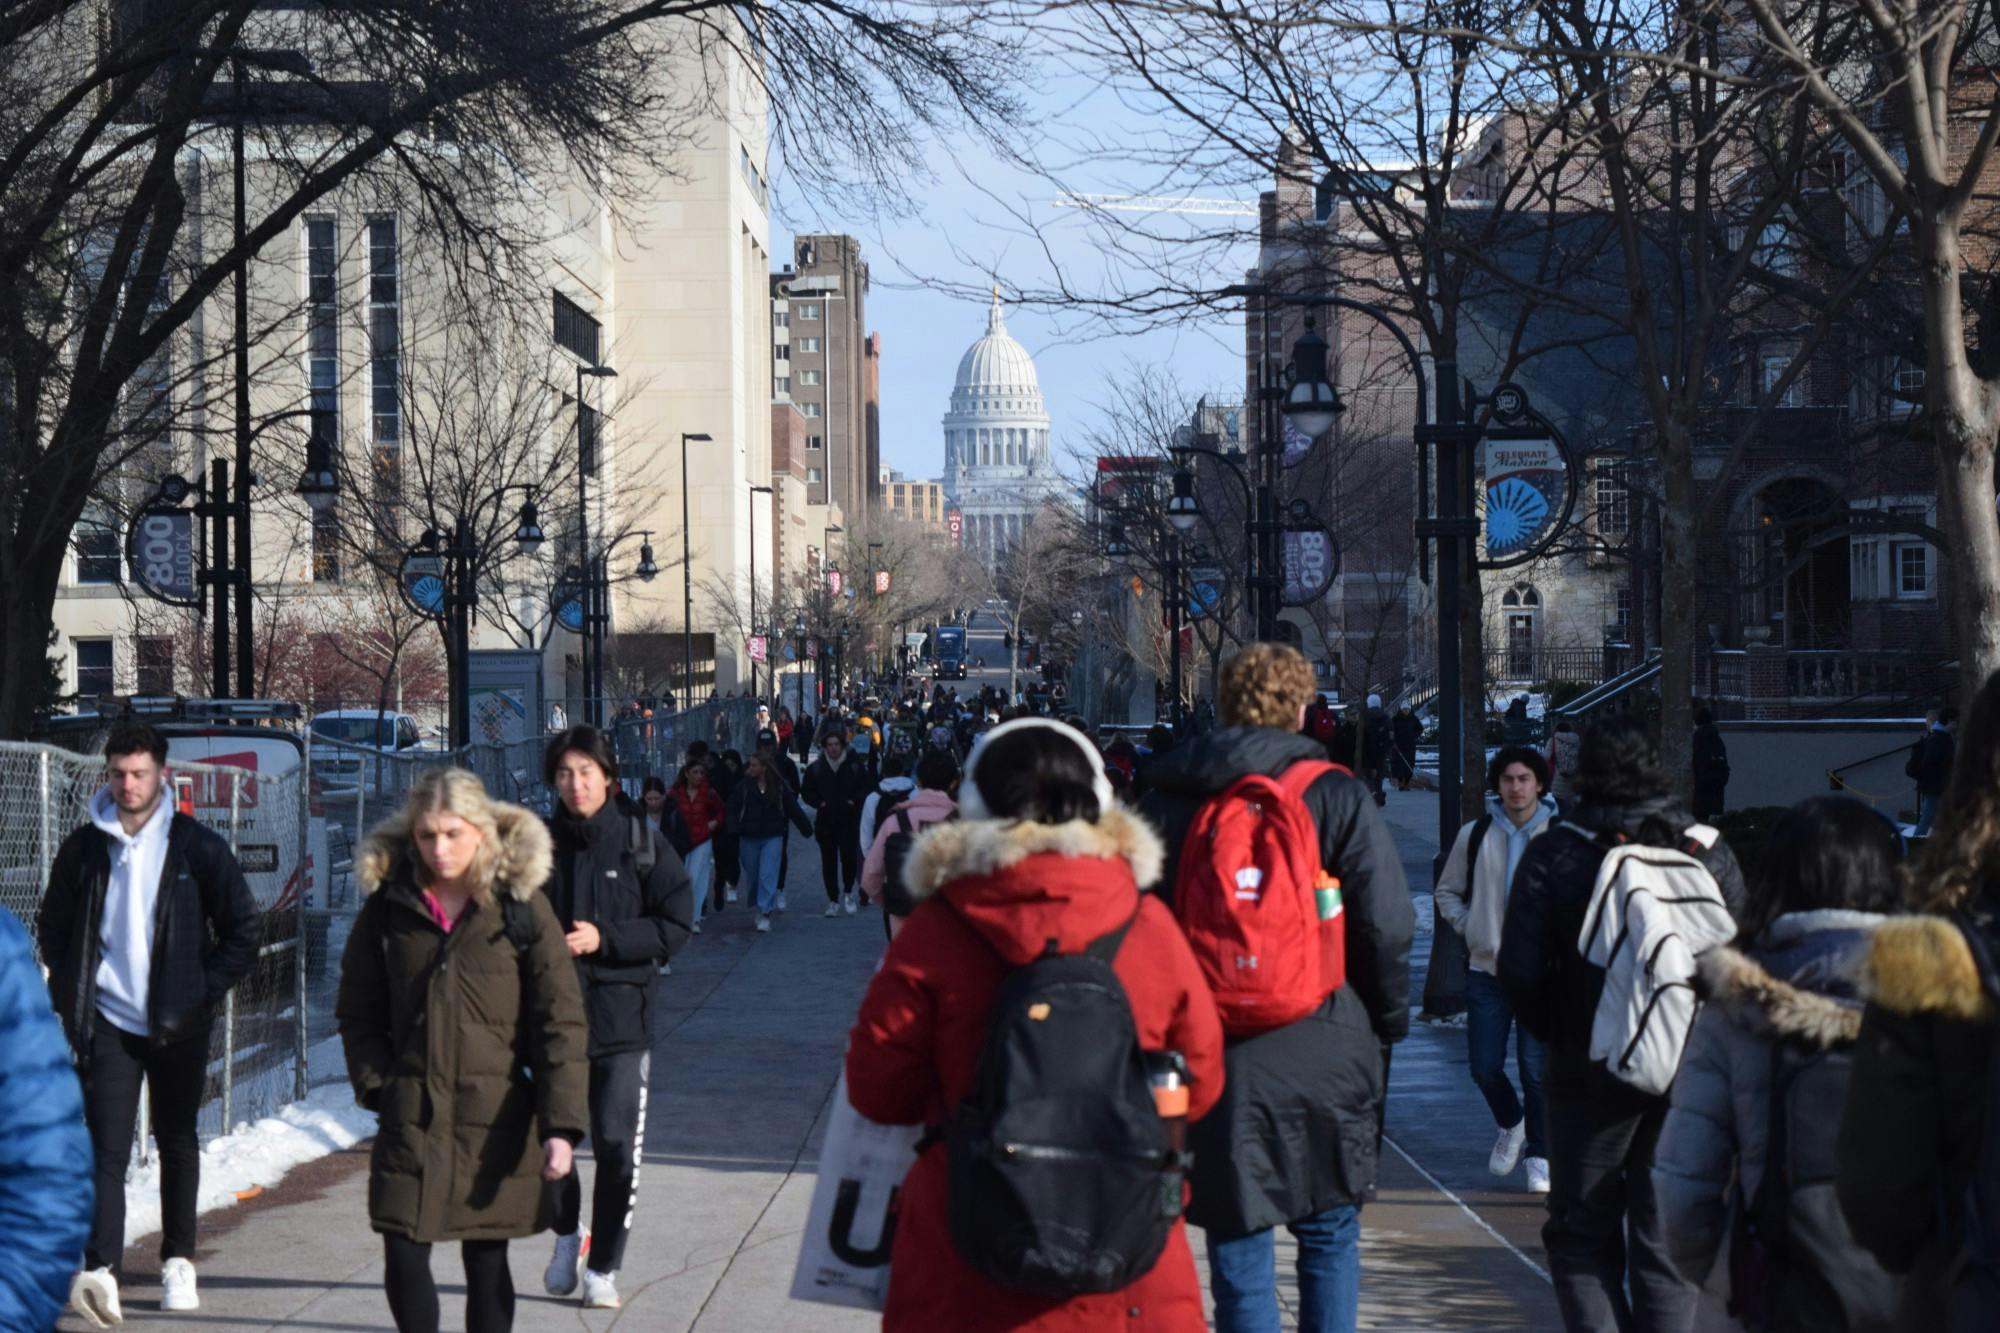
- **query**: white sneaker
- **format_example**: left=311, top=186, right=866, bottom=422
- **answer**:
left=1524, top=1156, right=1551, bottom=1194
left=776, top=891, right=788, bottom=913
left=160, top=1258, right=198, bottom=1312
left=544, top=1228, right=590, bottom=1296
left=691, top=919, right=702, bottom=934
left=725, top=887, right=739, bottom=903
left=824, top=902, right=842, bottom=917
left=70, top=1268, right=122, bottom=1328
left=756, top=914, right=771, bottom=932
left=843, top=892, right=857, bottom=916
left=582, top=1268, right=621, bottom=1309
left=1489, top=1120, right=1528, bottom=1177
left=658, top=961, right=671, bottom=976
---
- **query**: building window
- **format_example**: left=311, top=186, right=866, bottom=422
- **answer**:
left=1596, top=463, right=1629, bottom=539
left=1893, top=358, right=1925, bottom=401
left=1762, top=353, right=1802, bottom=407
left=75, top=639, right=112, bottom=699
left=1895, top=541, right=1932, bottom=598
left=798, top=303, right=821, bottom=320
left=802, top=402, right=821, bottom=418
left=797, top=369, right=820, bottom=386
left=797, top=336, right=821, bottom=352
left=136, top=637, right=174, bottom=695
left=306, top=217, right=339, bottom=461
left=75, top=503, right=121, bottom=583
left=806, top=467, right=822, bottom=483
left=1850, top=539, right=1879, bottom=599
left=807, top=434, right=823, bottom=450
left=553, top=291, right=601, bottom=364
left=774, top=376, right=790, bottom=394
left=1614, top=586, right=1633, bottom=630
left=774, top=310, right=789, bottom=329
left=774, top=343, right=789, bottom=361
left=313, top=507, right=343, bottom=583
left=369, top=218, right=399, bottom=445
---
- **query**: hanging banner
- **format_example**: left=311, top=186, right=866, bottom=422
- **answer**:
left=1188, top=566, right=1224, bottom=619
left=946, top=510, right=964, bottom=546
left=126, top=507, right=200, bottom=607
left=552, top=571, right=586, bottom=634
left=1280, top=528, right=1339, bottom=606
left=1479, top=434, right=1568, bottom=563
left=828, top=569, right=845, bottom=597
left=874, top=570, right=891, bottom=595
left=1283, top=417, right=1317, bottom=467
left=749, top=635, right=768, bottom=663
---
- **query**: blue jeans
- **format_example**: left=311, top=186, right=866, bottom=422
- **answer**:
left=741, top=836, right=784, bottom=914
left=1207, top=1205, right=1361, bottom=1333
left=1915, top=791, right=1942, bottom=836
left=1466, top=969, right=1547, bottom=1159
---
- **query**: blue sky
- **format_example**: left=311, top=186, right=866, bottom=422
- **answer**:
left=772, top=78, right=1253, bottom=483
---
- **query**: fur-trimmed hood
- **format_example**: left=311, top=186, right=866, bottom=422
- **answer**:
left=1864, top=912, right=1997, bottom=1022
left=900, top=806, right=1164, bottom=903
left=1697, top=911, right=1890, bottom=1049
left=357, top=800, right=553, bottom=904
left=898, top=807, right=1166, bottom=968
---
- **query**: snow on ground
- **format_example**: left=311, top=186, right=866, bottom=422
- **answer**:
left=124, top=1082, right=377, bottom=1246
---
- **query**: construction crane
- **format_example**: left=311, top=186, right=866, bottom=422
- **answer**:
left=1054, top=192, right=1258, bottom=217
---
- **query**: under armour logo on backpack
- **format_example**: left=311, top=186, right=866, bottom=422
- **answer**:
left=1235, top=954, right=1259, bottom=970
left=1234, top=867, right=1263, bottom=901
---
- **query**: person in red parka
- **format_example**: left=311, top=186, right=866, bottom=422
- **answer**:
left=846, top=717, right=1225, bottom=1333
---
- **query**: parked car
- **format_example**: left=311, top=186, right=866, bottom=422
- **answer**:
left=308, top=709, right=427, bottom=788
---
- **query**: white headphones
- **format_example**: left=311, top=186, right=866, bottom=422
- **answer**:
left=959, top=717, right=1116, bottom=821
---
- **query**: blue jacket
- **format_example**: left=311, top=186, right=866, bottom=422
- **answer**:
left=0, top=905, right=92, bottom=1329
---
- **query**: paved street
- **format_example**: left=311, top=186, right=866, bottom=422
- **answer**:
left=77, top=801, right=1566, bottom=1331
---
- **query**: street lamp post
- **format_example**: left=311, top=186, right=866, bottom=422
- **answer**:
left=794, top=613, right=809, bottom=724
left=680, top=432, right=713, bottom=706
left=749, top=483, right=773, bottom=700
left=574, top=361, right=617, bottom=724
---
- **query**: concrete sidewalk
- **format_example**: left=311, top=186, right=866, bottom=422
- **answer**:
left=77, top=814, right=1557, bottom=1331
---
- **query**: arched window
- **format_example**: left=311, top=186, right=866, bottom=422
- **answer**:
left=1502, top=584, right=1539, bottom=678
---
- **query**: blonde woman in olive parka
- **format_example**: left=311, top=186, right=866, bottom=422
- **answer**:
left=337, top=768, right=589, bottom=1333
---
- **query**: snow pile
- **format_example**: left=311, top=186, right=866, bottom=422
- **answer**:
left=124, top=1083, right=377, bottom=1244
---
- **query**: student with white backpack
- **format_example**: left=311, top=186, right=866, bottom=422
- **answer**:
left=1497, top=715, right=1748, bottom=1333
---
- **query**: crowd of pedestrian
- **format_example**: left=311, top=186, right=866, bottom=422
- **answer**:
left=11, top=651, right=1999, bottom=1333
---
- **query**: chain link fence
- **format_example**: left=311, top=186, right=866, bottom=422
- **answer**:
left=6, top=697, right=761, bottom=1152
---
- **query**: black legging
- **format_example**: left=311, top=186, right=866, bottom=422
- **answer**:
left=383, top=1234, right=513, bottom=1333
left=818, top=828, right=859, bottom=902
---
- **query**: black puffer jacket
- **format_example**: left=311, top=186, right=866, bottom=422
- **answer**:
left=1836, top=901, right=2000, bottom=1331
left=39, top=808, right=259, bottom=1063
left=546, top=798, right=693, bottom=1057
left=1139, top=726, right=1416, bottom=1235
left=802, top=750, right=872, bottom=841
left=1497, top=797, right=1748, bottom=1092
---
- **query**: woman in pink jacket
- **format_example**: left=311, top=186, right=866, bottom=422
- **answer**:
left=860, top=748, right=958, bottom=935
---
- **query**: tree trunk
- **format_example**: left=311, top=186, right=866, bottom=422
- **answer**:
left=0, top=544, right=69, bottom=738
left=1659, top=418, right=1698, bottom=801
left=1459, top=561, right=1486, bottom=823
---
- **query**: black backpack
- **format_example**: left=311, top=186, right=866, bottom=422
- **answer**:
left=936, top=907, right=1180, bottom=1297
left=1729, top=1041, right=1900, bottom=1332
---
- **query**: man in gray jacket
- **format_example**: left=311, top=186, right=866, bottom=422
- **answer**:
left=1435, top=744, right=1556, bottom=1193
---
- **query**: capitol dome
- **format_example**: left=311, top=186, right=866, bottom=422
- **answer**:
left=952, top=289, right=1042, bottom=409
left=940, top=286, right=1063, bottom=569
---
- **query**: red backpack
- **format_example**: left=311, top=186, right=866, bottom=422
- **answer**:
left=1172, top=760, right=1347, bottom=1034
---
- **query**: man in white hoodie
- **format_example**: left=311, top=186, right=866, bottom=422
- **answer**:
left=1434, top=744, right=1556, bottom=1194
left=36, top=724, right=259, bottom=1326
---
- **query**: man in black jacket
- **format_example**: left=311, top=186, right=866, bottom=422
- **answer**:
left=1908, top=705, right=1957, bottom=835
left=541, top=726, right=693, bottom=1310
left=1140, top=644, right=1415, bottom=1333
left=1497, top=715, right=1747, bottom=1333
left=38, top=723, right=259, bottom=1324
left=802, top=726, right=872, bottom=917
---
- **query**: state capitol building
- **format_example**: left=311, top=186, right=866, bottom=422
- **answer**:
left=941, top=290, right=1067, bottom=568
